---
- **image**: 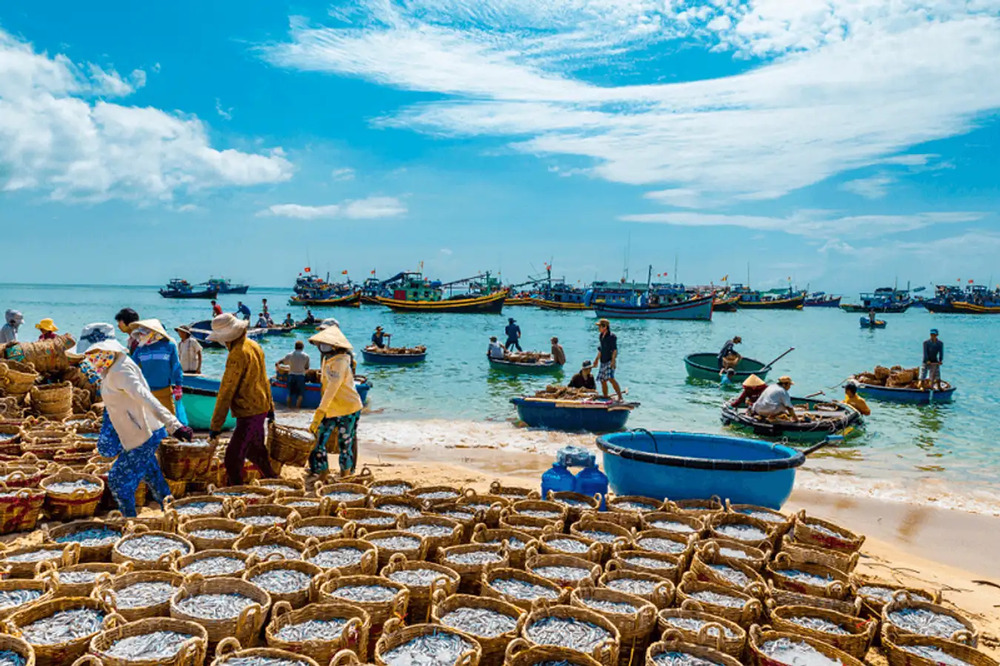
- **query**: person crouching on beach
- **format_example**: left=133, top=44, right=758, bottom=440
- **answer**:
left=841, top=380, right=871, bottom=416
left=129, top=319, right=183, bottom=415
left=35, top=318, right=59, bottom=341
left=308, top=322, right=363, bottom=481
left=593, top=319, right=623, bottom=402
left=208, top=313, right=276, bottom=485
left=77, top=322, right=192, bottom=517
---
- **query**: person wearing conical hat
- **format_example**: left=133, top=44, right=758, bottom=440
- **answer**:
left=207, top=313, right=276, bottom=485
left=307, top=322, right=362, bottom=480
left=0, top=310, right=23, bottom=344
left=35, top=318, right=59, bottom=341
left=728, top=373, right=768, bottom=408
left=129, top=319, right=183, bottom=416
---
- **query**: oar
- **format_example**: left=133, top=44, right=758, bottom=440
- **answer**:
left=804, top=391, right=825, bottom=399
left=802, top=434, right=843, bottom=456
left=763, top=347, right=795, bottom=370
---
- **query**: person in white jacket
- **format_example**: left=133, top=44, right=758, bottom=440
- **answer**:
left=76, top=322, right=193, bottom=517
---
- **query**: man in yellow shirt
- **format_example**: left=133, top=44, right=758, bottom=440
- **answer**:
left=842, top=381, right=871, bottom=416
left=308, top=322, right=363, bottom=480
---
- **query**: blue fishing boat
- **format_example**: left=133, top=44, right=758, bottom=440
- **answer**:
left=593, top=294, right=714, bottom=321
left=362, top=346, right=427, bottom=364
left=859, top=316, right=886, bottom=329
left=187, top=320, right=266, bottom=349
left=289, top=272, right=359, bottom=306
left=595, top=430, right=814, bottom=509
left=205, top=278, right=249, bottom=295
left=853, top=379, right=955, bottom=404
left=510, top=396, right=638, bottom=432
left=804, top=292, right=842, bottom=307
left=270, top=375, right=372, bottom=409
left=159, top=279, right=217, bottom=300
left=179, top=375, right=236, bottom=431
left=841, top=286, right=913, bottom=313
left=729, top=284, right=806, bottom=309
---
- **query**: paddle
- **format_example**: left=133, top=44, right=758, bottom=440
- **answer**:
left=804, top=391, right=825, bottom=399
left=763, top=346, right=795, bottom=370
left=802, top=434, right=843, bottom=456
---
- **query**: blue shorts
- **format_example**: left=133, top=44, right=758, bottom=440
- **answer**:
left=598, top=363, right=615, bottom=382
left=287, top=374, right=306, bottom=399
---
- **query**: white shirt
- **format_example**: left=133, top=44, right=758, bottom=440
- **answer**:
left=752, top=384, right=793, bottom=416
left=101, top=355, right=182, bottom=451
left=488, top=342, right=506, bottom=359
left=178, top=337, right=202, bottom=373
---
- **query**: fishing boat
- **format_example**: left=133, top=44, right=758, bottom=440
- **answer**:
left=595, top=431, right=815, bottom=509
left=593, top=294, right=714, bottom=321
left=270, top=375, right=372, bottom=409
left=377, top=290, right=507, bottom=314
left=852, top=378, right=956, bottom=404
left=289, top=272, right=360, bottom=306
left=262, top=325, right=295, bottom=336
left=290, top=291, right=362, bottom=308
left=361, top=345, right=427, bottom=364
left=713, top=294, right=740, bottom=312
left=949, top=301, right=1000, bottom=314
left=159, top=279, right=217, bottom=300
left=503, top=295, right=536, bottom=307
left=729, top=284, right=805, bottom=309
left=859, top=316, right=886, bottom=329
left=510, top=396, right=638, bottom=433
left=721, top=399, right=862, bottom=444
left=841, top=287, right=913, bottom=313
left=683, top=353, right=774, bottom=382
left=923, top=284, right=998, bottom=313
left=804, top=292, right=842, bottom=307
left=373, top=271, right=508, bottom=313
left=187, top=320, right=266, bottom=349
left=487, top=356, right=563, bottom=375
left=179, top=375, right=236, bottom=431
left=205, top=278, right=249, bottom=295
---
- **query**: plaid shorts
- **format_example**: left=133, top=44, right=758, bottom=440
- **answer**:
left=597, top=362, right=615, bottom=382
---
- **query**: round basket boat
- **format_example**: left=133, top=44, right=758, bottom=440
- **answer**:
left=684, top=353, right=772, bottom=383
left=510, top=397, right=637, bottom=434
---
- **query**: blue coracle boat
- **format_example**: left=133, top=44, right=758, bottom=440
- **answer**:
left=270, top=376, right=372, bottom=409
left=859, top=316, right=886, bottom=329
left=853, top=380, right=955, bottom=404
left=179, top=375, right=236, bottom=431
left=510, top=397, right=638, bottom=433
left=595, top=430, right=807, bottom=509
left=361, top=347, right=427, bottom=364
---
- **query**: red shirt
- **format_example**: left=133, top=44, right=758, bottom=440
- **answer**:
left=212, top=304, right=223, bottom=316
left=730, top=384, right=767, bottom=408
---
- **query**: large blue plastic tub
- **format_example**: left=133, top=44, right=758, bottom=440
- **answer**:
left=595, top=430, right=805, bottom=509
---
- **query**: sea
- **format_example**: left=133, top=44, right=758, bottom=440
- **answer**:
left=2, top=283, right=998, bottom=514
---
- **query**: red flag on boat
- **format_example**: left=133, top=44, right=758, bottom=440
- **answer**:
left=371, top=269, right=376, bottom=275
left=304, top=267, right=311, bottom=273
left=342, top=270, right=348, bottom=275
left=969, top=279, right=974, bottom=284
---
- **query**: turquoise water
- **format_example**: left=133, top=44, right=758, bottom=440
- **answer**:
left=1, top=283, right=996, bottom=502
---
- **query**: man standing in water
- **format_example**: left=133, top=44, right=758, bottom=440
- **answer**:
left=921, top=328, right=944, bottom=390
left=593, top=319, right=623, bottom=402
left=504, top=318, right=522, bottom=351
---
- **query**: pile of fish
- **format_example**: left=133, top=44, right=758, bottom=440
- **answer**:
left=489, top=577, right=558, bottom=601
left=381, top=631, right=475, bottom=666
left=759, top=638, right=843, bottom=666
left=249, top=569, right=312, bottom=595
left=44, top=479, right=102, bottom=494
left=307, top=547, right=364, bottom=569
left=387, top=568, right=449, bottom=587
left=274, top=618, right=348, bottom=642
left=886, top=607, right=968, bottom=638
left=54, top=527, right=121, bottom=546
left=328, top=584, right=396, bottom=603
left=105, top=631, right=194, bottom=659
left=116, top=581, right=178, bottom=609
left=117, top=534, right=188, bottom=561
left=20, top=608, right=105, bottom=644
left=179, top=556, right=246, bottom=577
left=439, top=607, right=517, bottom=637
left=175, top=593, right=256, bottom=619
left=525, top=617, right=612, bottom=653
left=0, top=651, right=26, bottom=666
left=650, top=653, right=720, bottom=666
left=662, top=616, right=739, bottom=639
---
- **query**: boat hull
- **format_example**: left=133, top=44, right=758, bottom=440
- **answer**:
left=504, top=297, right=536, bottom=307
left=160, top=290, right=217, bottom=299
left=950, top=301, right=1000, bottom=314
left=854, top=381, right=955, bottom=404
left=289, top=292, right=362, bottom=308
left=270, top=377, right=371, bottom=409
left=859, top=317, right=886, bottom=329
left=738, top=294, right=805, bottom=309
left=594, top=295, right=714, bottom=321
left=511, top=397, right=635, bottom=433
left=841, top=303, right=910, bottom=313
left=362, top=350, right=426, bottom=364
left=720, top=399, right=861, bottom=443
left=179, top=375, right=236, bottom=431
left=713, top=296, right=740, bottom=312
left=376, top=291, right=507, bottom=313
left=534, top=298, right=591, bottom=311
left=488, top=357, right=562, bottom=374
left=596, top=431, right=803, bottom=509
left=219, top=285, right=249, bottom=295
left=804, top=297, right=842, bottom=307
left=684, top=353, right=771, bottom=382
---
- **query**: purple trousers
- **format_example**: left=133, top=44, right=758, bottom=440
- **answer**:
left=225, top=413, right=276, bottom=485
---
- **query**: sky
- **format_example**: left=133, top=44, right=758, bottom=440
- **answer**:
left=2, top=0, right=999, bottom=292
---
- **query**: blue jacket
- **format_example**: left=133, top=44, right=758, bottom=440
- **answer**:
left=132, top=338, right=183, bottom=391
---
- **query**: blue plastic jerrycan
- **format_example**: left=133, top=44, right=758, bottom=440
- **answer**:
left=541, top=463, right=576, bottom=500
left=574, top=463, right=609, bottom=510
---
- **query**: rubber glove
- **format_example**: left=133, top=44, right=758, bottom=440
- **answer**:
left=172, top=426, right=194, bottom=442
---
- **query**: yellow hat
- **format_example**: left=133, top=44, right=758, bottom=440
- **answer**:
left=35, top=318, right=58, bottom=333
left=309, top=325, right=353, bottom=351
left=742, top=374, right=765, bottom=388
left=778, top=375, right=794, bottom=385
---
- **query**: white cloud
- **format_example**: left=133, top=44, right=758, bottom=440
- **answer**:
left=841, top=175, right=894, bottom=199
left=261, top=0, right=1000, bottom=204
left=215, top=98, right=233, bottom=120
left=0, top=29, right=292, bottom=203
left=331, top=167, right=355, bottom=180
left=440, top=247, right=453, bottom=255
left=260, top=196, right=407, bottom=220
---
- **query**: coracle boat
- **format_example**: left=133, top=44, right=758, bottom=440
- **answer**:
left=179, top=375, right=237, bottom=430
left=593, top=293, right=714, bottom=321
left=488, top=354, right=562, bottom=375
left=270, top=375, right=372, bottom=408
left=859, top=316, right=886, bottom=329
left=596, top=430, right=813, bottom=509
left=289, top=291, right=361, bottom=308
left=510, top=395, right=638, bottom=432
left=684, top=353, right=772, bottom=382
left=362, top=345, right=427, bottom=364
left=376, top=290, right=507, bottom=313
left=852, top=378, right=955, bottom=404
left=721, top=398, right=862, bottom=443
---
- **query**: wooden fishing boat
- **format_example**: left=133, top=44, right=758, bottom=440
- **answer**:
left=270, top=376, right=372, bottom=409
left=721, top=398, right=862, bottom=444
left=376, top=290, right=507, bottom=313
left=593, top=294, right=714, bottom=321
left=361, top=346, right=427, bottom=364
left=510, top=396, right=638, bottom=432
left=159, top=279, right=217, bottom=299
left=738, top=293, right=805, bottom=309
left=179, top=375, right=236, bottom=431
left=950, top=301, right=1000, bottom=314
left=288, top=291, right=362, bottom=307
left=713, top=295, right=740, bottom=312
left=206, top=278, right=249, bottom=295
left=263, top=325, right=295, bottom=336
left=504, top=296, right=536, bottom=307
left=684, top=353, right=772, bottom=382
left=533, top=298, right=592, bottom=311
left=487, top=356, right=562, bottom=375
left=804, top=293, right=842, bottom=307
left=852, top=379, right=955, bottom=404
left=859, top=317, right=886, bottom=329
left=188, top=320, right=266, bottom=349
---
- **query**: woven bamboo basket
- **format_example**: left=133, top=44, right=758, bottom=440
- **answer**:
left=5, top=595, right=116, bottom=666
left=0, top=423, right=21, bottom=455
left=545, top=491, right=600, bottom=523
left=397, top=514, right=463, bottom=560
left=0, top=485, right=46, bottom=535
left=748, top=625, right=866, bottom=666
left=276, top=495, right=331, bottom=520
left=498, top=514, right=558, bottom=541
left=409, top=484, right=463, bottom=508
left=670, top=497, right=725, bottom=517
left=164, top=495, right=228, bottom=524
left=316, top=482, right=370, bottom=510
left=695, top=539, right=771, bottom=572
left=29, top=383, right=73, bottom=420
left=481, top=568, right=568, bottom=612
left=211, top=637, right=320, bottom=666
left=367, top=479, right=415, bottom=499
left=778, top=535, right=859, bottom=573
left=881, top=591, right=978, bottom=646
left=112, top=531, right=194, bottom=572
left=303, top=538, right=378, bottom=576
left=266, top=600, right=371, bottom=665
left=488, top=482, right=539, bottom=502
left=37, top=560, right=130, bottom=598
left=19, top=425, right=70, bottom=447
left=850, top=575, right=940, bottom=619
left=370, top=494, right=426, bottom=520
left=606, top=495, right=663, bottom=522
left=706, top=513, right=776, bottom=551
left=267, top=422, right=315, bottom=466
left=233, top=526, right=305, bottom=563
left=169, top=576, right=271, bottom=649
left=93, top=569, right=186, bottom=622
left=521, top=602, right=620, bottom=666
left=87, top=616, right=208, bottom=666
left=159, top=438, right=217, bottom=482
left=16, top=336, right=75, bottom=375
left=39, top=468, right=104, bottom=520
left=242, top=558, right=323, bottom=610
left=676, top=574, right=763, bottom=628
left=51, top=449, right=94, bottom=469
left=0, top=399, right=24, bottom=419
left=285, top=516, right=357, bottom=547
left=504, top=639, right=602, bottom=666
left=360, top=529, right=428, bottom=569
left=606, top=549, right=683, bottom=583
left=456, top=490, right=510, bottom=528
left=770, top=604, right=877, bottom=660
left=639, top=511, right=706, bottom=538
left=510, top=499, right=568, bottom=530
left=726, top=502, right=792, bottom=535
left=570, top=587, right=657, bottom=666
left=1, top=360, right=38, bottom=397
left=525, top=551, right=602, bottom=591
left=208, top=484, right=274, bottom=507
left=374, top=619, right=480, bottom=666
left=429, top=504, right=485, bottom=542
left=792, top=510, right=865, bottom=553
left=319, top=575, right=409, bottom=660
left=0, top=632, right=35, bottom=666
left=228, top=502, right=300, bottom=535
left=882, top=624, right=999, bottom=666
left=687, top=551, right=767, bottom=599
left=537, top=533, right=603, bottom=564
left=177, top=517, right=248, bottom=552
left=646, top=637, right=741, bottom=666
left=431, top=590, right=524, bottom=666
left=471, top=526, right=538, bottom=570
left=569, top=518, right=633, bottom=565
left=0, top=578, right=52, bottom=621
left=0, top=542, right=79, bottom=579
left=338, top=508, right=399, bottom=534
left=632, top=529, right=696, bottom=562
left=381, top=553, right=460, bottom=624
left=598, top=569, right=674, bottom=611
left=173, top=549, right=257, bottom=579
left=0, top=464, right=49, bottom=491
left=766, top=552, right=851, bottom=600
left=765, top=584, right=863, bottom=617
left=656, top=609, right=746, bottom=659
left=438, top=543, right=509, bottom=594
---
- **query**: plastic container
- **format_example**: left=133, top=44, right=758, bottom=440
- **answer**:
left=542, top=463, right=576, bottom=499
left=574, top=464, right=608, bottom=510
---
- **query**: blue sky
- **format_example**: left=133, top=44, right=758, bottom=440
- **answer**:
left=2, top=0, right=999, bottom=292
